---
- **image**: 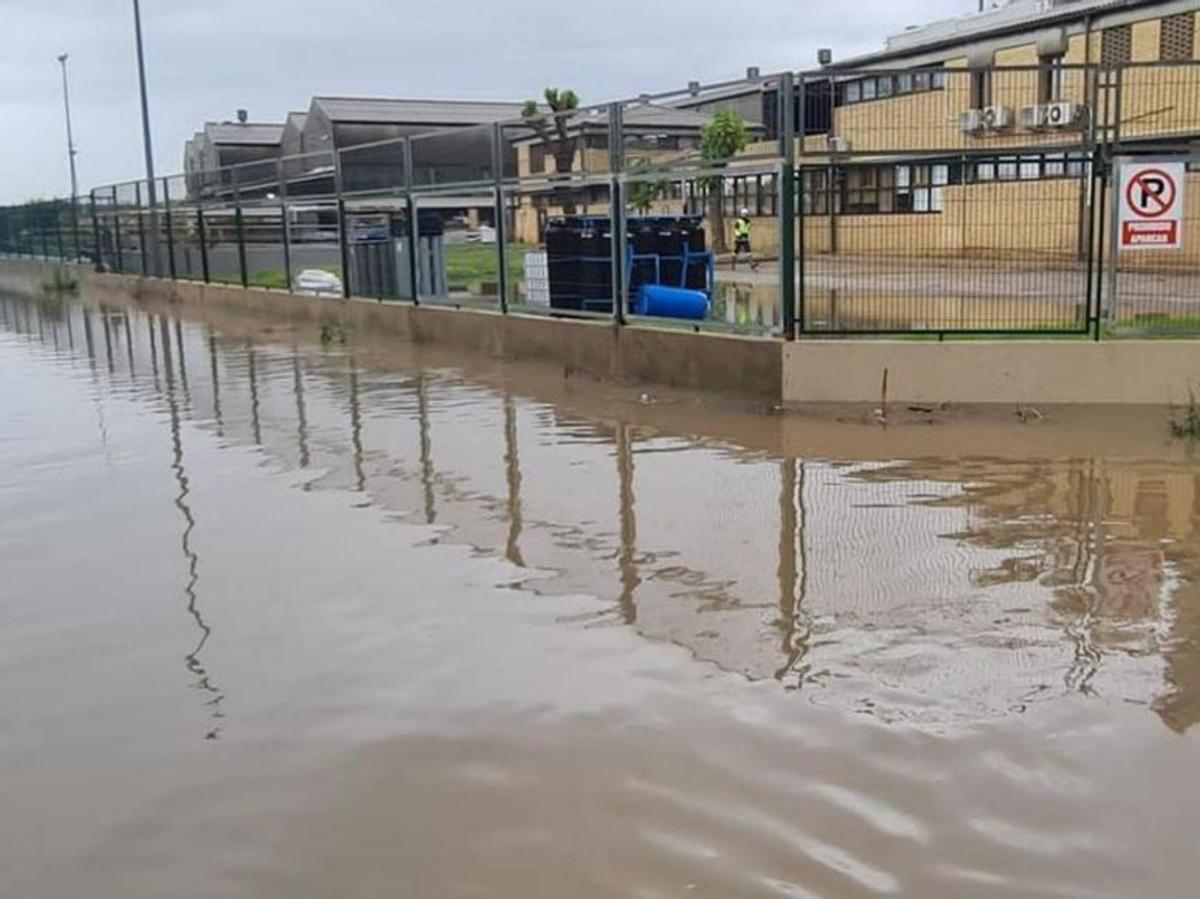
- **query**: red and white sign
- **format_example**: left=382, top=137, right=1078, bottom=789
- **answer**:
left=1119, top=160, right=1186, bottom=250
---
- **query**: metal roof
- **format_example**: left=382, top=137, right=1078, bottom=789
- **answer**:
left=312, top=96, right=528, bottom=125
left=670, top=80, right=776, bottom=108
left=204, top=122, right=285, bottom=146
left=830, top=0, right=1162, bottom=68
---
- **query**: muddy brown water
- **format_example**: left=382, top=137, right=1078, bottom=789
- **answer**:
left=2, top=290, right=1199, bottom=898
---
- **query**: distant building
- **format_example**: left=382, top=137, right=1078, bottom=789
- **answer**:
left=184, top=120, right=284, bottom=197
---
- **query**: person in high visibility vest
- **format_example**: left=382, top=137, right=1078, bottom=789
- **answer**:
left=732, top=207, right=757, bottom=271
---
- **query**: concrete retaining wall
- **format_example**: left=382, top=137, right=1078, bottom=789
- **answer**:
left=783, top=340, right=1200, bottom=406
left=0, top=259, right=781, bottom=400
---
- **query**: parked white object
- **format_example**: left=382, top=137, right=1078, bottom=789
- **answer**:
left=294, top=269, right=343, bottom=297
left=524, top=251, right=550, bottom=306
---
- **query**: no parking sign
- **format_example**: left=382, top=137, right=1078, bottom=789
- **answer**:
left=1119, top=159, right=1186, bottom=250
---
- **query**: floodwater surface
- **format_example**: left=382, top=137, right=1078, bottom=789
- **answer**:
left=1, top=292, right=1199, bottom=898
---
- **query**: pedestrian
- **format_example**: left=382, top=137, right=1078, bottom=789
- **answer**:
left=732, top=208, right=757, bottom=271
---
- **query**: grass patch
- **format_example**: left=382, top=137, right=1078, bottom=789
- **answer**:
left=444, top=242, right=533, bottom=288
left=1170, top=390, right=1200, bottom=439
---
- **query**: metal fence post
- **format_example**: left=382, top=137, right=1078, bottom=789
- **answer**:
left=233, top=169, right=249, bottom=289
left=334, top=150, right=352, bottom=299
left=608, top=102, right=625, bottom=325
left=112, top=186, right=124, bottom=273
left=278, top=160, right=293, bottom=292
left=89, top=190, right=102, bottom=271
left=491, top=122, right=509, bottom=314
left=162, top=177, right=177, bottom=280
left=135, top=180, right=148, bottom=275
left=402, top=139, right=420, bottom=305
left=778, top=71, right=797, bottom=341
left=197, top=199, right=210, bottom=284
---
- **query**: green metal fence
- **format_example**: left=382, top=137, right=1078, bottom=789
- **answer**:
left=4, top=62, right=1200, bottom=339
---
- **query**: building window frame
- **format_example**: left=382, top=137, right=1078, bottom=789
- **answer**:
left=1038, top=54, right=1065, bottom=104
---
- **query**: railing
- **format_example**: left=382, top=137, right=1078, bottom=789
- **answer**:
left=3, top=63, right=1200, bottom=338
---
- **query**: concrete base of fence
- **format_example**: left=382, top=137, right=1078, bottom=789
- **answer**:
left=0, top=259, right=781, bottom=400
left=4, top=258, right=1199, bottom=407
left=782, top=340, right=1200, bottom=406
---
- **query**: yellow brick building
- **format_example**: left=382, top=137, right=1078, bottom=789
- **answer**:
left=799, top=0, right=1200, bottom=266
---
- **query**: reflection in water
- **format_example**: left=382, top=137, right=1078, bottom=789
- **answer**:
left=615, top=421, right=638, bottom=624
left=503, top=394, right=524, bottom=567
left=208, top=330, right=224, bottom=437
left=348, top=366, right=365, bottom=493
left=3, top=295, right=1200, bottom=736
left=162, top=327, right=224, bottom=740
left=416, top=373, right=435, bottom=525
left=293, top=353, right=310, bottom=469
left=246, top=343, right=262, bottom=446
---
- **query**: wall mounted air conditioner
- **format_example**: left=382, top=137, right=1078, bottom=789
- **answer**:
left=1043, top=101, right=1084, bottom=129
left=982, top=106, right=1015, bottom=131
left=1019, top=105, right=1046, bottom=130
left=959, top=109, right=985, bottom=133
left=827, top=136, right=852, bottom=154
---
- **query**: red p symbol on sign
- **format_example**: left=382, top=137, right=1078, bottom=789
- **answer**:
left=1127, top=169, right=1177, bottom=219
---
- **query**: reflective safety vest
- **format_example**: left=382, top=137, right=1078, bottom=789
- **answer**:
left=734, top=217, right=752, bottom=239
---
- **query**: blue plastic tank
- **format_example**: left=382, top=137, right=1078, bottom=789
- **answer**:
left=634, top=284, right=709, bottom=320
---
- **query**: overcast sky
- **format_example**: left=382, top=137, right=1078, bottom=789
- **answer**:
left=0, top=0, right=974, bottom=203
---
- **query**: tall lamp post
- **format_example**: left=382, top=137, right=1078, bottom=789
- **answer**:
left=57, top=53, right=81, bottom=257
left=132, top=0, right=161, bottom=275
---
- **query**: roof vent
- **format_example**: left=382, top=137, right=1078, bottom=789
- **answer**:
left=236, top=109, right=248, bottom=124
left=688, top=80, right=701, bottom=95
left=746, top=66, right=761, bottom=81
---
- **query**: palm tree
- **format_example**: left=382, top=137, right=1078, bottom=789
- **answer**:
left=522, top=88, right=580, bottom=215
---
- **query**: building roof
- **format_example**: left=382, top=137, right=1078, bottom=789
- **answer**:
left=311, top=96, right=528, bottom=126
left=671, top=80, right=776, bottom=108
left=621, top=104, right=727, bottom=129
left=204, top=121, right=285, bottom=146
left=830, top=0, right=1160, bottom=68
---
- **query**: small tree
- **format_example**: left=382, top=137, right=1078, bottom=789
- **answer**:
left=627, top=159, right=670, bottom=215
left=522, top=87, right=580, bottom=215
left=699, top=108, right=749, bottom=253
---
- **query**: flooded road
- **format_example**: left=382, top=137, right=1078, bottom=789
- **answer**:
left=2, top=291, right=1198, bottom=898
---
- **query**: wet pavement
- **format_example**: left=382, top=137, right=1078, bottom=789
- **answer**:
left=1, top=290, right=1198, bottom=897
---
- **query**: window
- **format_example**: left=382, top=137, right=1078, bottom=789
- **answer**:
left=837, top=66, right=945, bottom=105
left=1038, top=54, right=1065, bottom=103
left=529, top=143, right=546, bottom=174
left=1160, top=13, right=1195, bottom=61
left=1102, top=24, right=1132, bottom=65
left=970, top=69, right=992, bottom=108
left=970, top=152, right=1088, bottom=182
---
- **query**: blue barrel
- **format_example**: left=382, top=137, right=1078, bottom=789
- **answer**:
left=634, top=284, right=709, bottom=320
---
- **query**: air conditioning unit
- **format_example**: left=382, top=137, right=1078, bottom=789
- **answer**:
left=827, top=136, right=852, bottom=154
left=1019, top=105, right=1046, bottom=130
left=982, top=106, right=1015, bottom=131
left=1043, top=101, right=1084, bottom=129
left=959, top=109, right=985, bottom=133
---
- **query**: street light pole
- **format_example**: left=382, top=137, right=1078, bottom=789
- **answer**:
left=131, top=0, right=161, bottom=276
left=57, top=53, right=82, bottom=258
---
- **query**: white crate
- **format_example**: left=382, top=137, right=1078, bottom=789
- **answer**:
left=523, top=251, right=550, bottom=306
